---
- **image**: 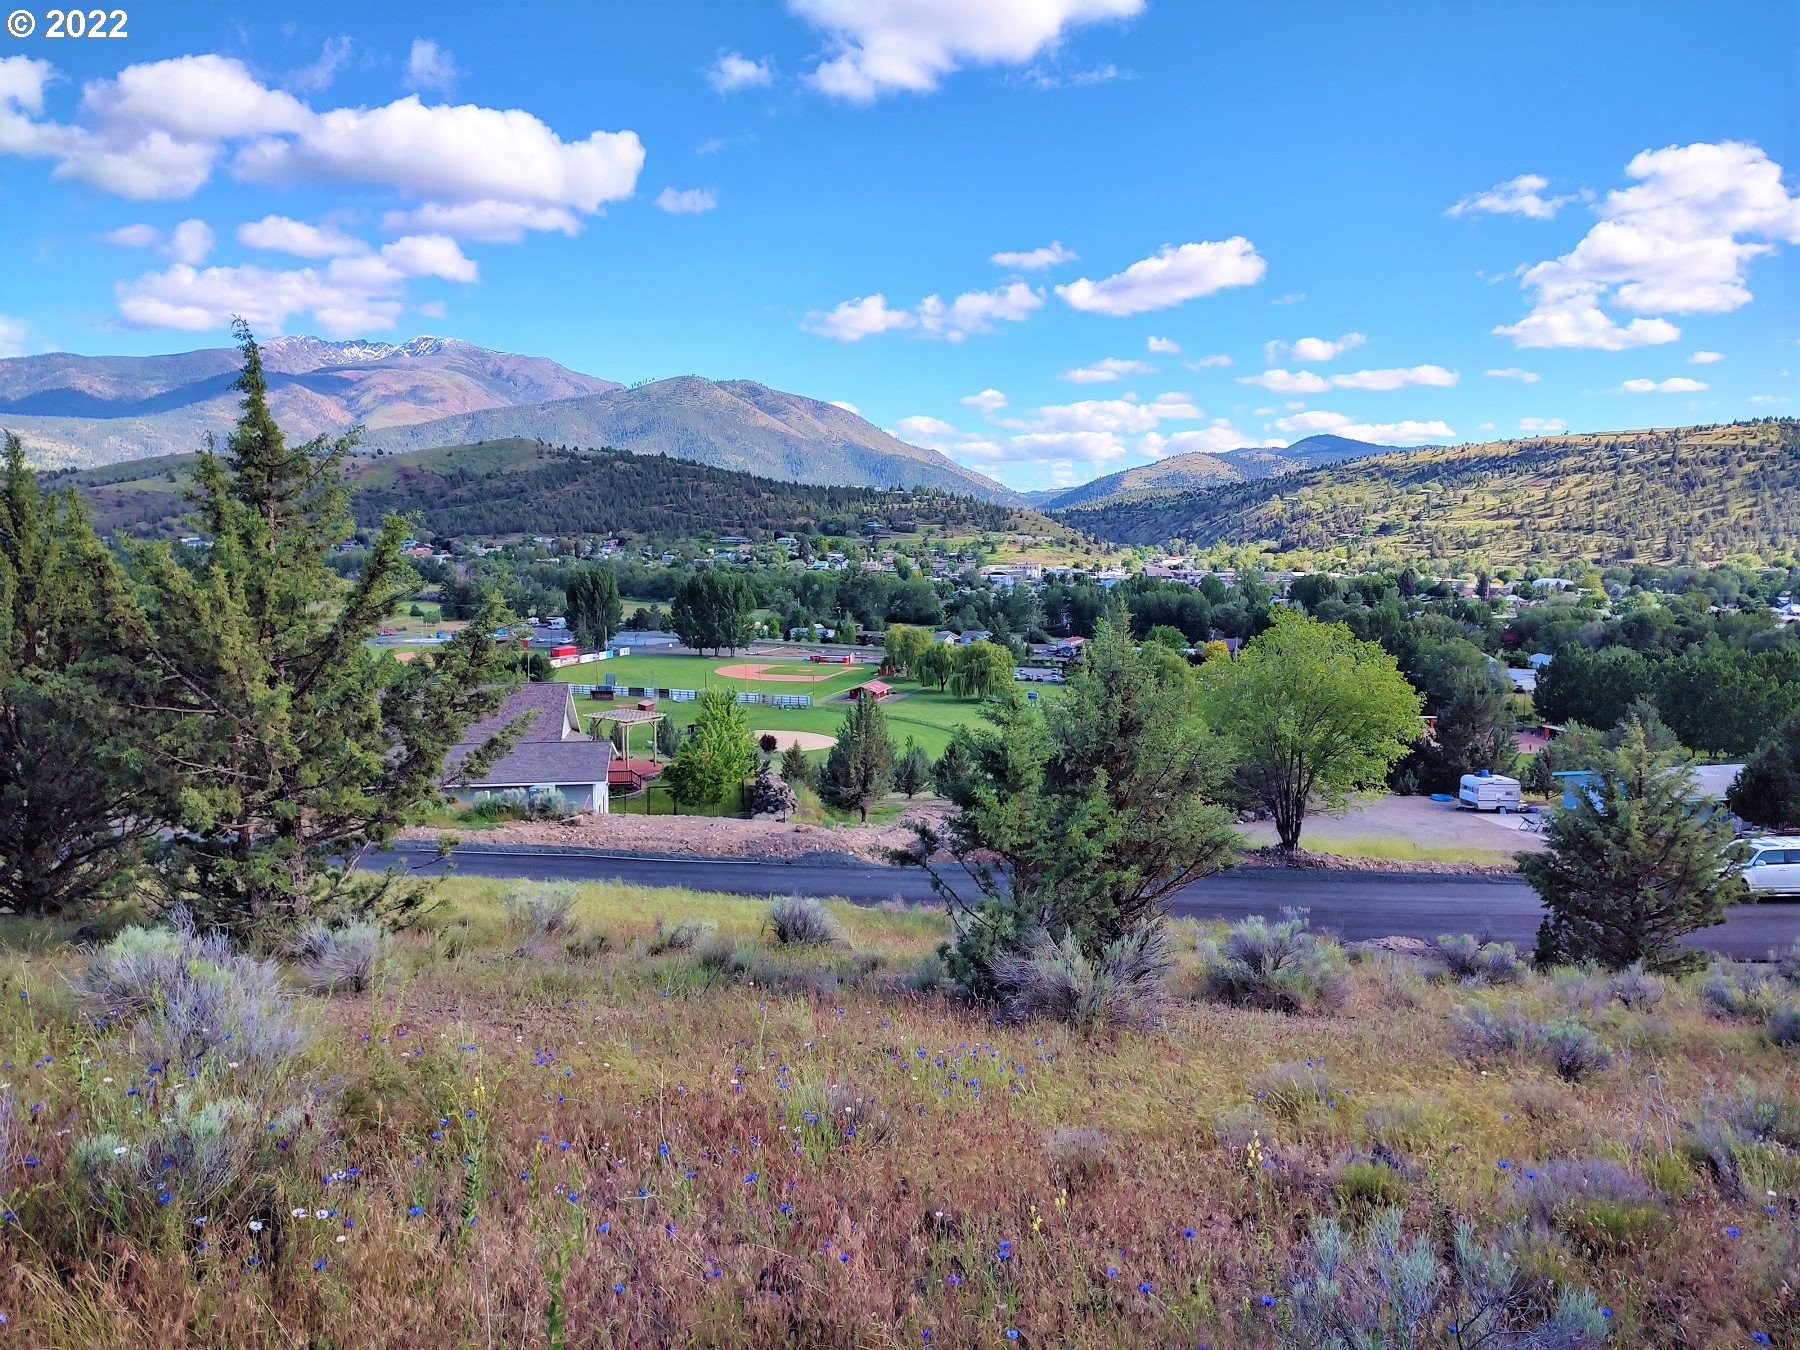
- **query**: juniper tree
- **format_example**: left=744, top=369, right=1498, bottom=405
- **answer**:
left=125, top=324, right=518, bottom=943
left=0, top=435, right=159, bottom=916
left=819, top=689, right=895, bottom=822
left=1521, top=721, right=1739, bottom=972
left=778, top=739, right=814, bottom=789
left=904, top=623, right=1240, bottom=998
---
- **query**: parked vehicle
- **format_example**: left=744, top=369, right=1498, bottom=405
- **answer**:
left=1458, top=771, right=1522, bottom=813
left=1741, top=838, right=1800, bottom=899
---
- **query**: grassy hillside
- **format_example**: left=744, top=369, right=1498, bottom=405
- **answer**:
left=4, top=878, right=1797, bottom=1343
left=50, top=437, right=1070, bottom=544
left=1062, top=420, right=1800, bottom=566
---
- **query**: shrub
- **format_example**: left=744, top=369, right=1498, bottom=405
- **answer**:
left=76, top=910, right=309, bottom=1078
left=693, top=930, right=744, bottom=975
left=991, top=926, right=1171, bottom=1033
left=1197, top=909, right=1348, bottom=1014
left=1511, top=1157, right=1666, bottom=1253
left=1605, top=962, right=1665, bottom=1010
left=501, top=883, right=579, bottom=942
left=1701, top=963, right=1781, bottom=1019
left=291, top=920, right=389, bottom=994
left=1273, top=1207, right=1612, bottom=1347
left=1508, top=1080, right=1572, bottom=1123
left=1774, top=939, right=1800, bottom=985
left=1451, top=1002, right=1543, bottom=1061
left=1768, top=1002, right=1800, bottom=1048
left=1543, top=1018, right=1614, bottom=1081
left=649, top=918, right=716, bottom=955
left=1432, top=933, right=1526, bottom=985
left=1362, top=1102, right=1433, bottom=1151
left=767, top=895, right=843, bottom=947
left=1210, top=1104, right=1276, bottom=1157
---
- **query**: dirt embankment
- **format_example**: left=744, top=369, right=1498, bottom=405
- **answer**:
left=401, top=803, right=953, bottom=865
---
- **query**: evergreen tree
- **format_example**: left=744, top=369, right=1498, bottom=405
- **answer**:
left=819, top=689, right=896, bottom=822
left=0, top=436, right=158, bottom=916
left=125, top=325, right=518, bottom=942
left=662, top=687, right=755, bottom=813
left=669, top=571, right=754, bottom=654
left=779, top=739, right=815, bottom=789
left=654, top=712, right=680, bottom=760
left=565, top=565, right=622, bottom=652
left=1727, top=712, right=1800, bottom=831
left=893, top=737, right=931, bottom=798
left=1521, top=722, right=1739, bottom=972
left=906, top=624, right=1239, bottom=998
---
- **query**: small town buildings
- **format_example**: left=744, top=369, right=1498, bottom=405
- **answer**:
left=444, top=684, right=611, bottom=814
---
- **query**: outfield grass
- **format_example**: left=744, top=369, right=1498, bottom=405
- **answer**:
left=5, top=878, right=1796, bottom=1343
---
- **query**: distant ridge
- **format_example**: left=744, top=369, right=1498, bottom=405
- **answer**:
left=1035, top=432, right=1395, bottom=510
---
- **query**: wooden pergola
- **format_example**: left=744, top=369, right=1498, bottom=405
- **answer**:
left=588, top=706, right=665, bottom=764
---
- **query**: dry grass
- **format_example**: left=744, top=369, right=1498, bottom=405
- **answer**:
left=0, top=880, right=1794, bottom=1346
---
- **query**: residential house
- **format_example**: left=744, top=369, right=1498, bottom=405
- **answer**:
left=444, top=684, right=611, bottom=814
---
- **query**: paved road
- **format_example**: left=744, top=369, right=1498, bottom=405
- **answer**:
left=363, top=846, right=1800, bottom=959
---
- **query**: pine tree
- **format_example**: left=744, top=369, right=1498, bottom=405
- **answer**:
left=125, top=325, right=519, bottom=943
left=893, top=737, right=930, bottom=798
left=1521, top=722, right=1739, bottom=972
left=779, top=739, right=814, bottom=789
left=0, top=435, right=158, bottom=916
left=819, top=690, right=896, bottom=822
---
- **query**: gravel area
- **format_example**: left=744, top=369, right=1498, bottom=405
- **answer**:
left=402, top=802, right=952, bottom=864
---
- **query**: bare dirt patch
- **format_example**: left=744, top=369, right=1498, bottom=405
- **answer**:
left=754, top=730, right=837, bottom=751
left=402, top=801, right=951, bottom=864
left=713, top=663, right=835, bottom=683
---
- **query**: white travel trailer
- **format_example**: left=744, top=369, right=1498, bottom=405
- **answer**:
left=1459, top=771, right=1522, bottom=813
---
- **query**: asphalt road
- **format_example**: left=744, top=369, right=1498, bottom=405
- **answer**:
left=363, top=846, right=1800, bottom=959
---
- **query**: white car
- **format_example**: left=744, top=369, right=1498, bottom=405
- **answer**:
left=1741, top=838, right=1800, bottom=899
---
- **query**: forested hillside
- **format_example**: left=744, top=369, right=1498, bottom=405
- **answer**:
left=1061, top=420, right=1799, bottom=566
left=51, top=438, right=1066, bottom=543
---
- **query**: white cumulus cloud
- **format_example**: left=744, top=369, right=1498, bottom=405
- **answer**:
left=961, top=388, right=1009, bottom=413
left=0, top=313, right=28, bottom=358
left=403, top=40, right=459, bottom=94
left=238, top=214, right=365, bottom=258
left=1146, top=335, right=1180, bottom=354
left=1448, top=172, right=1576, bottom=220
left=809, top=282, right=1041, bottom=342
left=1690, top=350, right=1723, bottom=364
left=990, top=240, right=1076, bottom=270
left=1519, top=417, right=1566, bottom=433
left=792, top=0, right=1144, bottom=101
left=1056, top=238, right=1266, bottom=315
left=1061, top=356, right=1152, bottom=383
left=894, top=414, right=959, bottom=441
left=1485, top=367, right=1541, bottom=383
left=1241, top=364, right=1457, bottom=393
left=803, top=293, right=917, bottom=341
left=708, top=52, right=774, bottom=93
left=656, top=187, right=718, bottom=214
left=1495, top=141, right=1800, bottom=350
left=1272, top=410, right=1455, bottom=445
left=1186, top=353, right=1232, bottom=368
left=1620, top=377, right=1708, bottom=393
left=1264, top=332, right=1364, bottom=364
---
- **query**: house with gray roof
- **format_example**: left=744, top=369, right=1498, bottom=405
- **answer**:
left=444, top=683, right=611, bottom=814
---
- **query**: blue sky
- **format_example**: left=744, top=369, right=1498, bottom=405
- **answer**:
left=0, top=0, right=1794, bottom=490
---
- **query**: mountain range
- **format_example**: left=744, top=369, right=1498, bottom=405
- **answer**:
left=0, top=336, right=1014, bottom=502
left=1029, top=433, right=1391, bottom=510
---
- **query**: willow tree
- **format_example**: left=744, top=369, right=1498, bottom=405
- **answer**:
left=127, top=324, right=518, bottom=942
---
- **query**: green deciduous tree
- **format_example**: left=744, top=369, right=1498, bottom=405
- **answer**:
left=662, top=687, right=755, bottom=813
left=907, top=623, right=1240, bottom=998
left=883, top=623, right=931, bottom=676
left=1533, top=646, right=1652, bottom=731
left=912, top=641, right=955, bottom=691
left=948, top=640, right=1016, bottom=701
left=1727, top=712, right=1800, bottom=832
left=1521, top=722, right=1739, bottom=972
left=0, top=436, right=159, bottom=917
left=1204, top=609, right=1423, bottom=850
left=564, top=565, right=622, bottom=652
left=669, top=570, right=754, bottom=655
left=819, top=689, right=896, bottom=822
left=125, top=325, right=518, bottom=943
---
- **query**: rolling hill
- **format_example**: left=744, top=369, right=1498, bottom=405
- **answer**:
left=1034, top=433, right=1396, bottom=510
left=49, top=437, right=1067, bottom=544
left=1059, top=420, right=1800, bottom=566
left=0, top=336, right=618, bottom=467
